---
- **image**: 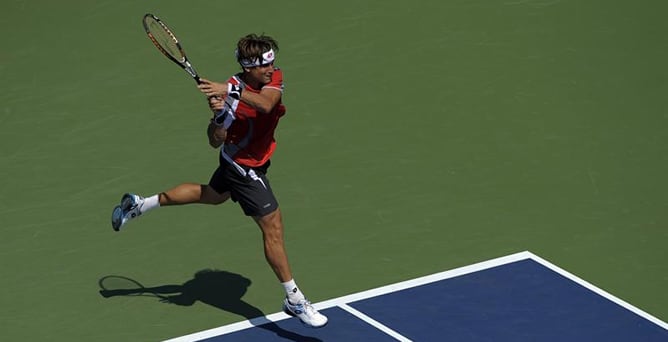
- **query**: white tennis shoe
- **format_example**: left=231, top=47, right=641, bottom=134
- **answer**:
left=111, top=193, right=145, bottom=231
left=282, top=297, right=328, bottom=328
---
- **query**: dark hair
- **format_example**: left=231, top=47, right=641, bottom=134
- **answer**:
left=236, top=34, right=279, bottom=66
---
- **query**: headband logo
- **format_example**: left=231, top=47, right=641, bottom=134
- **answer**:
left=237, top=49, right=275, bottom=68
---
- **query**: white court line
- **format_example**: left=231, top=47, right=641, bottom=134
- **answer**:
left=164, top=251, right=667, bottom=341
left=164, top=251, right=531, bottom=342
left=525, top=251, right=668, bottom=331
left=339, top=303, right=413, bottom=342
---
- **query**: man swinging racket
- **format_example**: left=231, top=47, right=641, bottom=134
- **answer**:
left=111, top=33, right=327, bottom=328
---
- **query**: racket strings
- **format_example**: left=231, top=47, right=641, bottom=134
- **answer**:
left=145, top=18, right=183, bottom=62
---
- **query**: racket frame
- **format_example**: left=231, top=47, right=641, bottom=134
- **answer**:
left=142, top=13, right=201, bottom=84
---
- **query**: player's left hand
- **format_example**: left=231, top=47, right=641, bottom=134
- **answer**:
left=198, top=78, right=228, bottom=97
left=208, top=96, right=224, bottom=112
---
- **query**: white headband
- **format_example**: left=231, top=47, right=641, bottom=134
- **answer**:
left=236, top=49, right=275, bottom=68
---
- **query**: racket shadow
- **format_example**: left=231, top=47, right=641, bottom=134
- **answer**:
left=98, top=269, right=322, bottom=342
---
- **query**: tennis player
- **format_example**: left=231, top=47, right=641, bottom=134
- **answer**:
left=111, top=34, right=327, bottom=328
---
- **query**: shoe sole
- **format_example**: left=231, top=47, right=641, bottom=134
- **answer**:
left=111, top=205, right=123, bottom=231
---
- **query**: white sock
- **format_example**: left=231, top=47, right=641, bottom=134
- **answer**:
left=140, top=195, right=160, bottom=214
left=282, top=279, right=306, bottom=303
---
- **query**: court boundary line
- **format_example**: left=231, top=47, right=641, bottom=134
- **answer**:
left=163, top=251, right=667, bottom=341
left=339, top=303, right=413, bottom=342
left=525, top=251, right=668, bottom=331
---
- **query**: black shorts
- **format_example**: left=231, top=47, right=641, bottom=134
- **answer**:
left=208, top=158, right=279, bottom=217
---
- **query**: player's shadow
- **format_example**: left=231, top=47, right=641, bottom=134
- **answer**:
left=98, top=269, right=322, bottom=342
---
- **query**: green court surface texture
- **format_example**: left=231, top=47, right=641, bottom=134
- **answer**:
left=1, top=1, right=666, bottom=341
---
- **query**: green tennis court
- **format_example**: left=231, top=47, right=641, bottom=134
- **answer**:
left=2, top=1, right=666, bottom=341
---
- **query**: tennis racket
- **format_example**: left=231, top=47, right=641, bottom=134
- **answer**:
left=142, top=13, right=202, bottom=84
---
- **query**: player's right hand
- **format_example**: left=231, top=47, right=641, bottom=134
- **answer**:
left=198, top=78, right=228, bottom=98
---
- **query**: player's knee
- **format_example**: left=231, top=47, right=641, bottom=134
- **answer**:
left=257, top=212, right=284, bottom=239
left=263, top=220, right=283, bottom=237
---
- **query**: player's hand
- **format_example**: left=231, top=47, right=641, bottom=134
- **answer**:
left=208, top=96, right=224, bottom=112
left=198, top=78, right=228, bottom=98
left=207, top=120, right=227, bottom=148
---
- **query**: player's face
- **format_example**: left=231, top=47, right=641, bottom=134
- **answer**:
left=248, top=62, right=274, bottom=85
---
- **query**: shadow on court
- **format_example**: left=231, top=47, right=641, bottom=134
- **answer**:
left=98, top=269, right=322, bottom=342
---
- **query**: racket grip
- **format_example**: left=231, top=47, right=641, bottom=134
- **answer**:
left=194, top=76, right=215, bottom=100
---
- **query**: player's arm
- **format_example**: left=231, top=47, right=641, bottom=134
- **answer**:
left=239, top=88, right=281, bottom=114
left=206, top=96, right=226, bottom=148
left=198, top=78, right=281, bottom=114
left=207, top=122, right=226, bottom=148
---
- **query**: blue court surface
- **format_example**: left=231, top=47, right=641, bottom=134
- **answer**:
left=165, top=251, right=668, bottom=342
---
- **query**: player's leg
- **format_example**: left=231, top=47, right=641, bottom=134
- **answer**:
left=111, top=185, right=229, bottom=231
left=111, top=164, right=232, bottom=231
left=159, top=183, right=230, bottom=205
left=253, top=210, right=327, bottom=328
left=254, top=208, right=292, bottom=282
left=224, top=160, right=328, bottom=327
left=111, top=184, right=230, bottom=231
